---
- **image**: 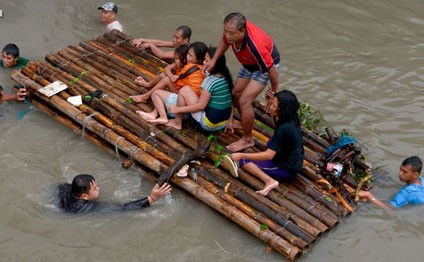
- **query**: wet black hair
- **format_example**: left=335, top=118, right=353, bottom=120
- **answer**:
left=274, top=90, right=300, bottom=126
left=188, top=42, right=208, bottom=65
left=2, top=43, right=20, bottom=58
left=71, top=174, right=95, bottom=197
left=224, top=12, right=246, bottom=31
left=175, top=44, right=189, bottom=66
left=176, top=25, right=192, bottom=41
left=207, top=47, right=234, bottom=89
left=402, top=156, right=423, bottom=174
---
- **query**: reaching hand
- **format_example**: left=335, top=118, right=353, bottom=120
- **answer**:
left=167, top=105, right=178, bottom=114
left=202, top=59, right=216, bottom=75
left=131, top=38, right=144, bottom=47
left=224, top=121, right=234, bottom=134
left=230, top=153, right=242, bottom=162
left=16, top=89, right=28, bottom=101
left=149, top=183, right=172, bottom=203
left=140, top=43, right=152, bottom=50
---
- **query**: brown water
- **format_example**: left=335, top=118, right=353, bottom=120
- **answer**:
left=1, top=0, right=423, bottom=261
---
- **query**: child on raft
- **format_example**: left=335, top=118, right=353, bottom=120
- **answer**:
left=135, top=42, right=208, bottom=125
left=227, top=90, right=304, bottom=196
left=166, top=47, right=233, bottom=131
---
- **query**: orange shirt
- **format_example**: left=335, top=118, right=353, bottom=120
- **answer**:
left=174, top=63, right=204, bottom=96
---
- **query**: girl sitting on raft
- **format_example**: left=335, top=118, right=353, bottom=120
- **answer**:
left=136, top=42, right=208, bottom=125
left=166, top=47, right=233, bottom=131
left=228, top=90, right=304, bottom=196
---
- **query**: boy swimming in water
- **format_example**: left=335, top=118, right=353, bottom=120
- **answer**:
left=358, top=156, right=424, bottom=210
left=58, top=174, right=171, bottom=213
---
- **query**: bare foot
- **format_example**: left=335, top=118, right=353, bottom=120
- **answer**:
left=226, top=138, right=255, bottom=152
left=166, top=119, right=182, bottom=130
left=135, top=76, right=150, bottom=88
left=149, top=117, right=169, bottom=125
left=136, top=110, right=157, bottom=121
left=130, top=94, right=149, bottom=103
left=256, top=180, right=279, bottom=196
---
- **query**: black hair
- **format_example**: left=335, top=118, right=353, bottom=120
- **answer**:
left=176, top=25, right=192, bottom=41
left=188, top=42, right=208, bottom=65
left=402, top=156, right=423, bottom=174
left=224, top=12, right=246, bottom=31
left=207, top=47, right=234, bottom=89
left=175, top=44, right=190, bottom=66
left=274, top=90, right=300, bottom=126
left=2, top=43, right=20, bottom=58
left=71, top=174, right=95, bottom=197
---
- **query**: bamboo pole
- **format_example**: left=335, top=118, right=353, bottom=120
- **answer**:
left=193, top=172, right=308, bottom=250
left=11, top=70, right=165, bottom=174
left=26, top=62, right=182, bottom=155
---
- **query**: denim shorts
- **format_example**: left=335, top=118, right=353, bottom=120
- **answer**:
left=237, top=63, right=281, bottom=86
left=165, top=93, right=178, bottom=118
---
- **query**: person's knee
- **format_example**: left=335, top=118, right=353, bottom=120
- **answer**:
left=239, top=96, right=253, bottom=109
left=180, top=86, right=193, bottom=95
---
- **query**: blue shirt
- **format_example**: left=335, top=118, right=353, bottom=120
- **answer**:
left=390, top=177, right=424, bottom=208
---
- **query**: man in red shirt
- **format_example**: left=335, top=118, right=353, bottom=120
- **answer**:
left=204, top=12, right=280, bottom=152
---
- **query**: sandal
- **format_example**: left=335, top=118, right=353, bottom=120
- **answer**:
left=222, top=155, right=239, bottom=178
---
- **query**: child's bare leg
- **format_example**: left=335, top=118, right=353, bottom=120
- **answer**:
left=134, top=77, right=174, bottom=104
left=148, top=90, right=171, bottom=125
left=134, top=73, right=165, bottom=89
left=136, top=109, right=158, bottom=121
left=165, top=86, right=199, bottom=130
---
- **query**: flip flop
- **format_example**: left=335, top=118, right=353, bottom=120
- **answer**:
left=222, top=155, right=239, bottom=178
left=176, top=164, right=189, bottom=178
left=82, top=89, right=103, bottom=103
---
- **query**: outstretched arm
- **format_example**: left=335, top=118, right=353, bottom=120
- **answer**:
left=118, top=183, right=172, bottom=211
left=358, top=190, right=393, bottom=210
left=140, top=43, right=175, bottom=60
left=0, top=88, right=27, bottom=103
left=231, top=148, right=276, bottom=162
left=132, top=38, right=173, bottom=48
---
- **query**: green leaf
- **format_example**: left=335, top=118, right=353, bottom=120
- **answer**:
left=207, top=133, right=216, bottom=142
left=70, top=77, right=79, bottom=84
left=216, top=145, right=223, bottom=154
left=214, top=158, right=221, bottom=167
left=126, top=97, right=134, bottom=104
left=260, top=224, right=268, bottom=230
left=80, top=71, right=89, bottom=77
left=324, top=196, right=333, bottom=203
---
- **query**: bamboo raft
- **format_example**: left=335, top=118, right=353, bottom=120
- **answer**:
left=11, top=30, right=372, bottom=261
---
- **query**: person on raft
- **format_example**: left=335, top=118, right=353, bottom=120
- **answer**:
left=203, top=12, right=281, bottom=152
left=134, top=42, right=207, bottom=125
left=166, top=46, right=233, bottom=131
left=228, top=90, right=304, bottom=196
left=58, top=174, right=171, bottom=214
left=358, top=156, right=424, bottom=210
left=131, top=25, right=192, bottom=61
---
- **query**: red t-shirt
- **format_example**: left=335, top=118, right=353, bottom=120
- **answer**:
left=223, top=20, right=280, bottom=73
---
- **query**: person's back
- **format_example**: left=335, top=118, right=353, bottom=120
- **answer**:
left=58, top=183, right=96, bottom=214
